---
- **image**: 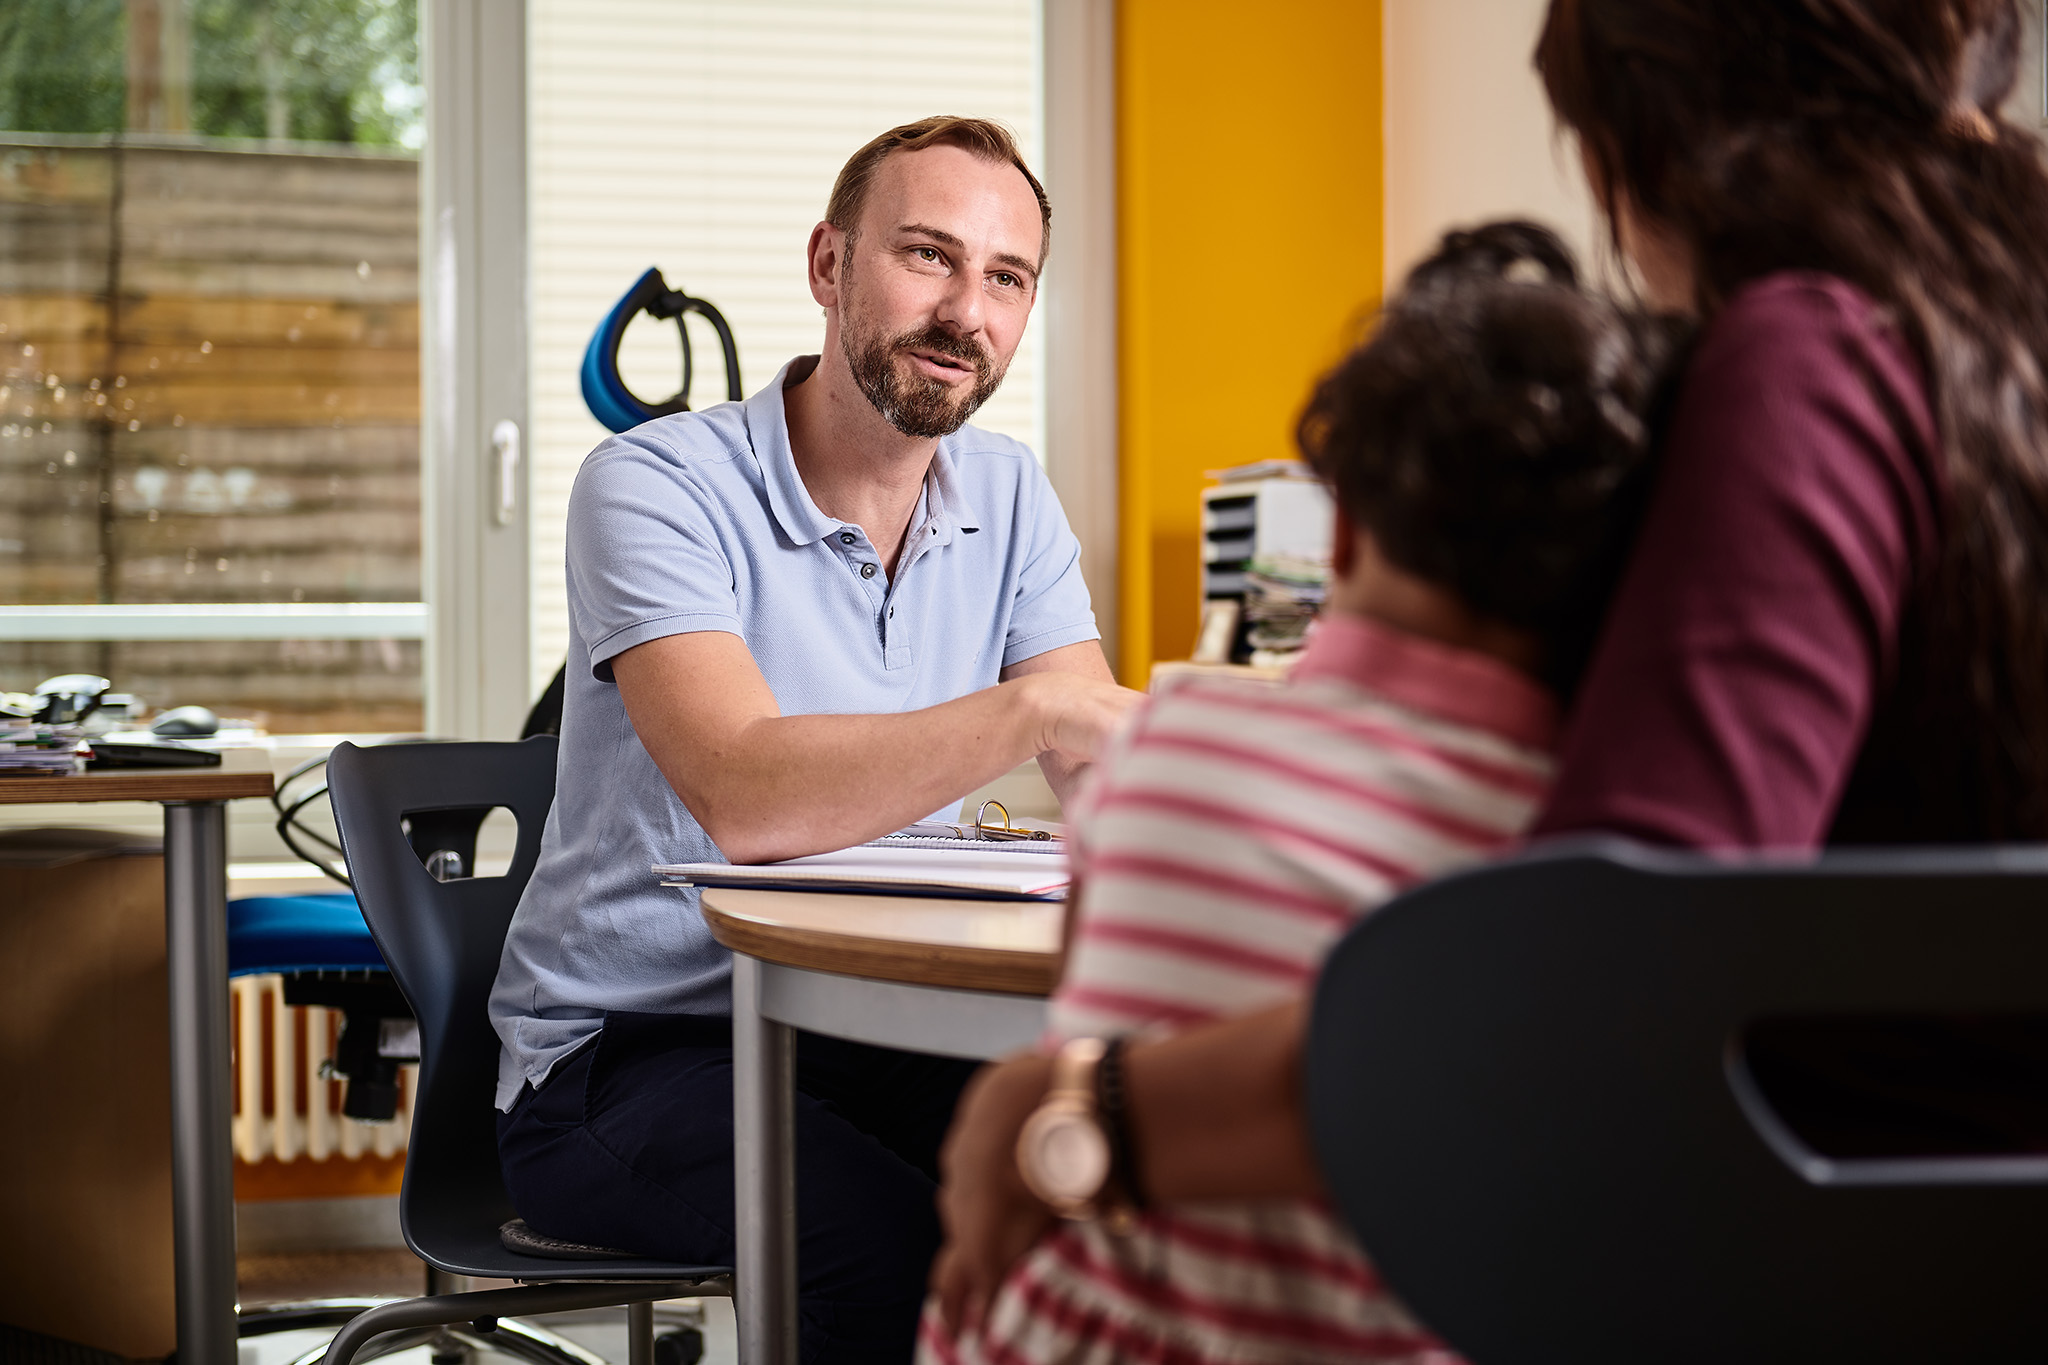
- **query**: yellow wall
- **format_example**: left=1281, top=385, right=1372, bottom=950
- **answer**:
left=1116, top=0, right=1384, bottom=682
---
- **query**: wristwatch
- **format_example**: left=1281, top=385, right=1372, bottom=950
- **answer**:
left=1015, top=1037, right=1141, bottom=1228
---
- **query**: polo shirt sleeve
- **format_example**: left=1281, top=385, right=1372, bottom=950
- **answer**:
left=1001, top=456, right=1102, bottom=668
left=565, top=433, right=743, bottom=681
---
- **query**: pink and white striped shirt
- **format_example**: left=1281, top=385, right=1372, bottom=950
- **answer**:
left=923, top=611, right=1557, bottom=1365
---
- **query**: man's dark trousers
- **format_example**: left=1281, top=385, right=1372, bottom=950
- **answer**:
left=498, top=1010, right=979, bottom=1363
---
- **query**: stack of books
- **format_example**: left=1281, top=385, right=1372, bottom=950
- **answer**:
left=0, top=721, right=85, bottom=776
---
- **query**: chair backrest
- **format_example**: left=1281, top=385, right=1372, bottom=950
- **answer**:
left=1305, top=839, right=2048, bottom=1364
left=326, top=737, right=556, bottom=1265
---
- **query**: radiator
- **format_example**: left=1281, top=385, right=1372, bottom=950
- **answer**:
left=231, top=973, right=416, bottom=1163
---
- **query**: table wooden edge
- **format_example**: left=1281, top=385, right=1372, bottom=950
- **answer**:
left=700, top=896, right=1060, bottom=997
left=0, top=770, right=276, bottom=804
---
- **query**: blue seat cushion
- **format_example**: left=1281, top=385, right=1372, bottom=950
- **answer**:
left=227, top=892, right=389, bottom=977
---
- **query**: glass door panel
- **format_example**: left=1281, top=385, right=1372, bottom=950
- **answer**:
left=0, top=0, right=423, bottom=733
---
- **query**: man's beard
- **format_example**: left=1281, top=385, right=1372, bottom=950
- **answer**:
left=841, top=306, right=1008, bottom=439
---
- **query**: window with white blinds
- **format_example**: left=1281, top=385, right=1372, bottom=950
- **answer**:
left=527, top=0, right=1044, bottom=694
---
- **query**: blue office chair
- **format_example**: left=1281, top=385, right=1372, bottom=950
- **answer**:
left=316, top=737, right=730, bottom=1365
left=1305, top=839, right=2048, bottom=1363
left=242, top=736, right=541, bottom=1120
left=227, top=893, right=416, bottom=1120
left=581, top=267, right=742, bottom=434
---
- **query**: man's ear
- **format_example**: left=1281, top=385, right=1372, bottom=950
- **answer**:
left=807, top=222, right=845, bottom=310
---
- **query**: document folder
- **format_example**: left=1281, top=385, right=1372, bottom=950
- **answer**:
left=655, top=844, right=1069, bottom=901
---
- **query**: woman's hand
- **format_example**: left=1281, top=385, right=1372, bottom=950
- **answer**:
left=929, top=1001, right=1323, bottom=1340
left=930, top=1052, right=1058, bottom=1336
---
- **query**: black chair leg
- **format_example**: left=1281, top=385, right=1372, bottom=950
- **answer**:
left=316, top=1280, right=700, bottom=1365
left=425, top=1264, right=468, bottom=1295
left=628, top=1299, right=654, bottom=1365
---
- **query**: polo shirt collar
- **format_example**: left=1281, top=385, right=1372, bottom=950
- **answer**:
left=747, top=354, right=983, bottom=547
left=925, top=441, right=981, bottom=546
left=749, top=357, right=838, bottom=547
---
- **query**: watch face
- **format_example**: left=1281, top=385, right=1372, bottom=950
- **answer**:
left=1021, top=1106, right=1111, bottom=1203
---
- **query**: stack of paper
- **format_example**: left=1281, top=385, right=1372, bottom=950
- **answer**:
left=656, top=844, right=1070, bottom=900
left=1244, top=553, right=1330, bottom=669
left=0, top=721, right=85, bottom=776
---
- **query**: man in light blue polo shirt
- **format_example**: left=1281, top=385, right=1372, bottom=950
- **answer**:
left=490, top=116, right=1139, bottom=1361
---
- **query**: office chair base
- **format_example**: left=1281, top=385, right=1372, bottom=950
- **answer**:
left=311, top=1281, right=719, bottom=1365
left=239, top=1300, right=588, bottom=1365
left=261, top=1318, right=589, bottom=1365
left=242, top=1296, right=710, bottom=1365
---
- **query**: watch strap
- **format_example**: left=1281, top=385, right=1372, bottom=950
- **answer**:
left=1097, top=1036, right=1148, bottom=1212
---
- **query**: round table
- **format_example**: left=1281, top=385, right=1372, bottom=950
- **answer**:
left=700, top=888, right=1061, bottom=1365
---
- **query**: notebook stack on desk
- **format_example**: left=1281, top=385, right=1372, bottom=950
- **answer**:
left=656, top=841, right=1070, bottom=901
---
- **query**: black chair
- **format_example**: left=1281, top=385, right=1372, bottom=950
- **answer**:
left=1305, top=839, right=2048, bottom=1364
left=319, top=737, right=732, bottom=1365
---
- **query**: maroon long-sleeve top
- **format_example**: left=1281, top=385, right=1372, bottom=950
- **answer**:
left=1534, top=272, right=1944, bottom=848
left=1526, top=273, right=2048, bottom=1155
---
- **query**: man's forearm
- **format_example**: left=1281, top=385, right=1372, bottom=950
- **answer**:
left=614, top=632, right=1135, bottom=864
left=674, top=681, right=1045, bottom=863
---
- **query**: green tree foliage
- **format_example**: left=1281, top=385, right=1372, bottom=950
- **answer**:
left=0, top=1, right=129, bottom=135
left=193, top=0, right=419, bottom=146
left=0, top=0, right=419, bottom=146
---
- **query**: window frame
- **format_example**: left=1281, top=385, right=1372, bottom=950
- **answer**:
left=1040, top=0, right=1120, bottom=669
left=421, top=0, right=530, bottom=739
left=0, top=3, right=533, bottom=742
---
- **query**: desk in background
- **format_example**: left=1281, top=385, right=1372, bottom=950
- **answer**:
left=0, top=768, right=274, bottom=1365
left=702, top=888, right=1061, bottom=1365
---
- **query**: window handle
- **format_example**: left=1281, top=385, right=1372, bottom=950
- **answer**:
left=491, top=419, right=521, bottom=527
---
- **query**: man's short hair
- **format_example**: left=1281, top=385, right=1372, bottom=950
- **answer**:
left=826, top=116, right=1051, bottom=264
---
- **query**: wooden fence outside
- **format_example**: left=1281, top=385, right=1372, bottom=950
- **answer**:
left=0, top=135, right=422, bottom=732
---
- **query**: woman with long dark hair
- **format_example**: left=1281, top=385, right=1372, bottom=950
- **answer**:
left=925, top=0, right=2048, bottom=1349
left=1533, top=0, right=2048, bottom=849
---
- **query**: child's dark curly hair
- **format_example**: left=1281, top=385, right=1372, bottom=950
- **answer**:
left=1297, top=220, right=1690, bottom=695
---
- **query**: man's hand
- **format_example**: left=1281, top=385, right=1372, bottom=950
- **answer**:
left=1000, top=641, right=1144, bottom=807
left=1017, top=670, right=1144, bottom=765
left=930, top=1053, right=1058, bottom=1336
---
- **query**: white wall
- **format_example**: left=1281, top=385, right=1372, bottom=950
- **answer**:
left=2016, top=0, right=2047, bottom=128
left=526, top=1, right=1043, bottom=695
left=1383, top=0, right=1599, bottom=288
left=1386, top=0, right=2048, bottom=292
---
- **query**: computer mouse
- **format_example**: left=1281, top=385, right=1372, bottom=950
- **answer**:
left=151, top=705, right=221, bottom=738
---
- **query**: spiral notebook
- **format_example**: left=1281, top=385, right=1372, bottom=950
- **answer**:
left=655, top=843, right=1069, bottom=901
left=869, top=818, right=1066, bottom=854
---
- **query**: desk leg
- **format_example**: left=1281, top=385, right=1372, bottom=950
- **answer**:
left=164, top=800, right=238, bottom=1365
left=733, top=953, right=798, bottom=1365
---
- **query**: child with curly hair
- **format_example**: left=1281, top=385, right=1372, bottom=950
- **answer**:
left=922, top=219, right=1688, bottom=1365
